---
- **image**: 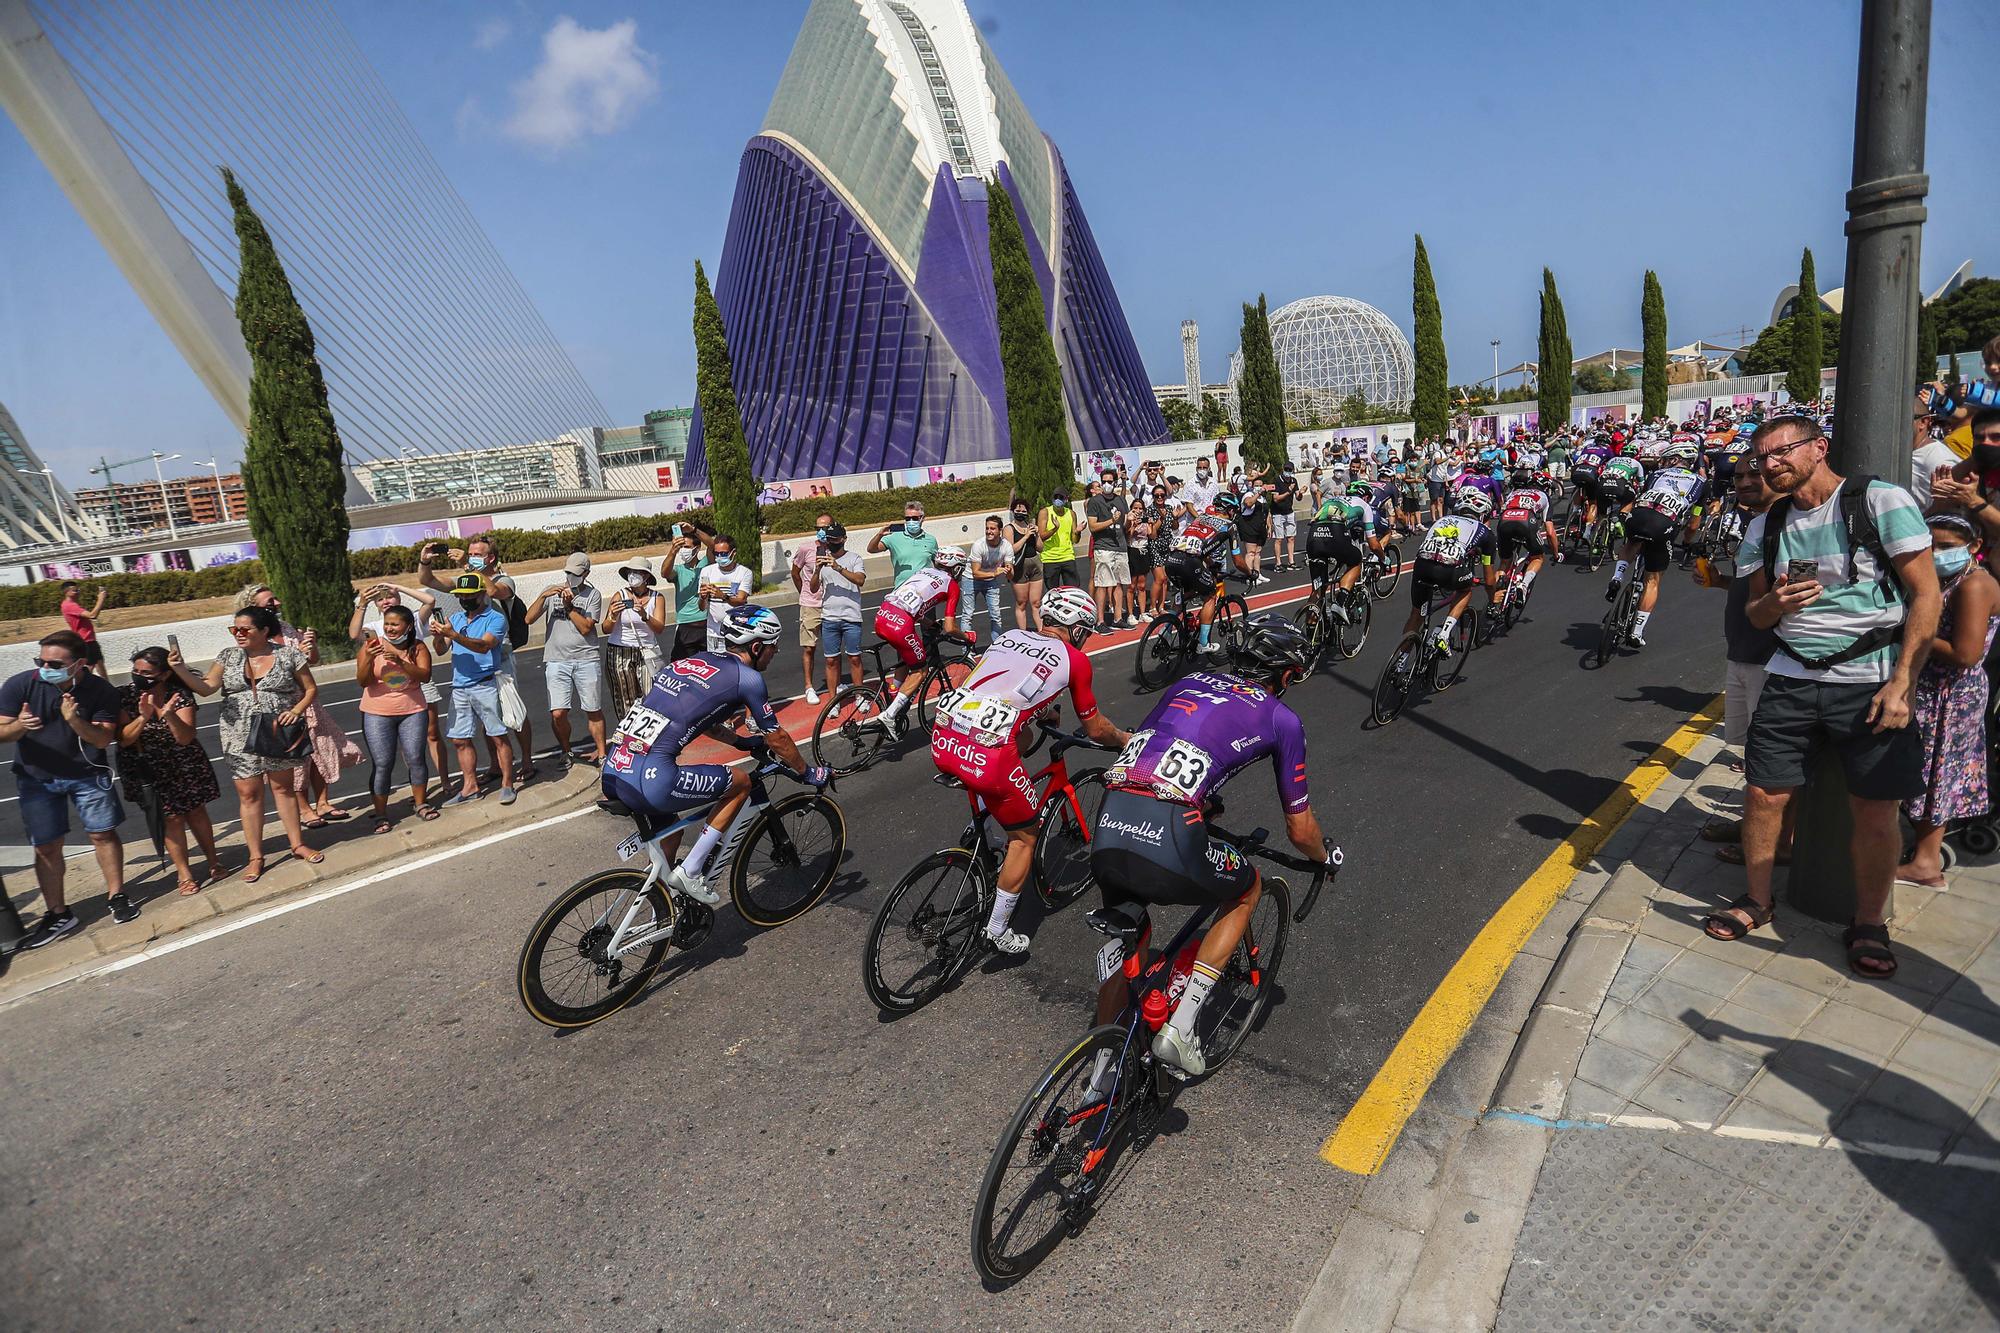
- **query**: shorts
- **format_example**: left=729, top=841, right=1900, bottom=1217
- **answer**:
left=1093, top=548, right=1128, bottom=588
left=1745, top=674, right=1924, bottom=802
left=17, top=771, right=123, bottom=847
left=447, top=680, right=509, bottom=740
left=1091, top=789, right=1257, bottom=908
left=1307, top=527, right=1363, bottom=571
left=874, top=603, right=926, bottom=668
left=931, top=731, right=1039, bottom=829
left=670, top=622, right=708, bottom=661
left=600, top=754, right=733, bottom=830
left=1412, top=557, right=1478, bottom=608
left=1624, top=506, right=1678, bottom=571
left=420, top=680, right=443, bottom=706
left=1272, top=512, right=1297, bottom=540
left=1013, top=555, right=1044, bottom=584
left=1044, top=557, right=1081, bottom=590
left=1127, top=547, right=1154, bottom=576
left=1239, top=516, right=1268, bottom=546
left=1426, top=479, right=1448, bottom=502
left=1165, top=551, right=1216, bottom=596
left=820, top=617, right=862, bottom=658
left=1599, top=482, right=1637, bottom=510
left=798, top=604, right=823, bottom=648
left=1724, top=659, right=1768, bottom=751
left=1497, top=518, right=1546, bottom=562
left=1570, top=466, right=1601, bottom=501
left=546, top=657, right=604, bottom=713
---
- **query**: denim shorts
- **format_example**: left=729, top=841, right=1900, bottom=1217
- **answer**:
left=820, top=617, right=862, bottom=658
left=545, top=657, right=603, bottom=713
left=17, top=770, right=124, bottom=847
left=447, top=680, right=508, bottom=740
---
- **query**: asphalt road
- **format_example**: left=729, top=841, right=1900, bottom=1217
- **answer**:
left=0, top=551, right=1726, bottom=1331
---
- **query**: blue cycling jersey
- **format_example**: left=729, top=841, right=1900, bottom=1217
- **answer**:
left=602, top=653, right=779, bottom=777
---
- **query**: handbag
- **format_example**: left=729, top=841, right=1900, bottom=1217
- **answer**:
left=242, top=653, right=311, bottom=760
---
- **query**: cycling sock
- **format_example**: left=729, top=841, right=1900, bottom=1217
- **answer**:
left=1634, top=610, right=1652, bottom=636
left=1613, top=559, right=1631, bottom=582
left=681, top=820, right=728, bottom=878
left=1198, top=623, right=1212, bottom=648
left=1438, top=614, right=1458, bottom=644
left=985, top=888, right=1021, bottom=938
left=884, top=689, right=912, bottom=720
left=1168, top=961, right=1223, bottom=1036
left=1523, top=568, right=1538, bottom=590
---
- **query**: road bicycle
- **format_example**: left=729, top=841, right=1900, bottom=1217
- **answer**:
left=1133, top=573, right=1251, bottom=690
left=516, top=754, right=846, bottom=1029
left=1361, top=540, right=1403, bottom=600
left=1292, top=564, right=1371, bottom=666
left=968, top=823, right=1341, bottom=1283
left=862, top=725, right=1111, bottom=1013
left=810, top=623, right=973, bottom=776
left=1596, top=565, right=1643, bottom=666
left=1559, top=504, right=1590, bottom=564
left=1476, top=551, right=1531, bottom=645
left=1370, top=581, right=1476, bottom=725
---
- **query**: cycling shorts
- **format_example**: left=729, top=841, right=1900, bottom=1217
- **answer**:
left=1412, top=556, right=1478, bottom=608
left=1624, top=506, right=1678, bottom=571
left=1569, top=465, right=1602, bottom=500
left=874, top=603, right=927, bottom=668
left=1497, top=519, right=1546, bottom=562
left=930, top=731, right=1040, bottom=830
left=1599, top=481, right=1638, bottom=509
left=1164, top=550, right=1218, bottom=596
left=1307, top=527, right=1363, bottom=572
left=600, top=754, right=733, bottom=831
left=1091, top=789, right=1257, bottom=908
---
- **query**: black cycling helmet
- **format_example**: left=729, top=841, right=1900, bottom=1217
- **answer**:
left=1240, top=616, right=1310, bottom=695
left=1509, top=469, right=1534, bottom=489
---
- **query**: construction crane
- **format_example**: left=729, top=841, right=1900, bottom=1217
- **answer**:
left=88, top=451, right=183, bottom=538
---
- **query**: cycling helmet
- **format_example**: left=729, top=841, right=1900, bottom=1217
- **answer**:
left=1533, top=470, right=1558, bottom=491
left=720, top=604, right=783, bottom=648
left=1663, top=441, right=1700, bottom=468
left=1345, top=480, right=1373, bottom=498
left=1039, top=585, right=1100, bottom=632
left=1240, top=616, right=1311, bottom=695
left=932, top=546, right=968, bottom=574
left=1211, top=491, right=1243, bottom=515
left=1509, top=469, right=1534, bottom=489
left=1452, top=488, right=1494, bottom=520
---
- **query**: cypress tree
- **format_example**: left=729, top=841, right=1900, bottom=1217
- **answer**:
left=1412, top=235, right=1448, bottom=443
left=1642, top=270, right=1668, bottom=421
left=988, top=181, right=1071, bottom=509
left=693, top=259, right=762, bottom=586
left=1538, top=268, right=1572, bottom=431
left=1788, top=247, right=1824, bottom=404
left=225, top=168, right=353, bottom=659
left=1916, top=297, right=1939, bottom=387
left=1238, top=295, right=1287, bottom=474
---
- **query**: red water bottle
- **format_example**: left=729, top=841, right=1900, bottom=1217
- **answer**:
left=1142, top=990, right=1170, bottom=1032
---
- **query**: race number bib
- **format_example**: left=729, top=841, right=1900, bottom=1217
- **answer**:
left=1104, top=729, right=1155, bottom=785
left=1151, top=740, right=1214, bottom=800
left=1421, top=521, right=1468, bottom=562
left=614, top=702, right=669, bottom=750
left=934, top=689, right=1019, bottom=745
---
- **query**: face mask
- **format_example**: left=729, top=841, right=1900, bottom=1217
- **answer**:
left=1012, top=510, right=1028, bottom=522
left=903, top=519, right=923, bottom=536
left=628, top=575, right=649, bottom=590
left=1196, top=470, right=1210, bottom=480
left=38, top=665, right=71, bottom=686
left=466, top=556, right=488, bottom=571
left=677, top=550, right=697, bottom=568
left=816, top=527, right=828, bottom=542
left=1974, top=445, right=2000, bottom=472
left=457, top=598, right=482, bottom=614
left=1935, top=547, right=1974, bottom=579
left=387, top=630, right=415, bottom=647
left=566, top=573, right=587, bottom=589
left=717, top=552, right=737, bottom=569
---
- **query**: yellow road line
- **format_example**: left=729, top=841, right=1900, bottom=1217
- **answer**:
left=1319, top=694, right=1724, bottom=1174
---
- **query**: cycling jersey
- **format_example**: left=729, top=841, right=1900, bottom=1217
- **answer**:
left=1104, top=671, right=1310, bottom=813
left=1312, top=495, right=1371, bottom=535
left=1601, top=455, right=1646, bottom=494
left=1572, top=443, right=1612, bottom=471
left=1166, top=515, right=1235, bottom=589
left=930, top=630, right=1099, bottom=827
left=1453, top=471, right=1504, bottom=504
left=1419, top=514, right=1496, bottom=569
left=876, top=566, right=961, bottom=667
left=1635, top=467, right=1707, bottom=523
left=601, top=653, right=779, bottom=820
left=1500, top=488, right=1552, bottom=525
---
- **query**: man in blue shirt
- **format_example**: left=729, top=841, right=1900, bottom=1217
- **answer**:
left=430, top=573, right=517, bottom=805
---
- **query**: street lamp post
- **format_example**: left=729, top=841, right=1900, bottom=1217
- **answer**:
left=400, top=446, right=419, bottom=502
left=37, top=467, right=70, bottom=543
left=203, top=457, right=229, bottom=522
left=151, top=451, right=183, bottom=540
left=1490, top=339, right=1501, bottom=397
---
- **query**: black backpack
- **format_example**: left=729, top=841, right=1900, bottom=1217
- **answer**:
left=504, top=591, right=531, bottom=649
left=1759, top=474, right=1905, bottom=672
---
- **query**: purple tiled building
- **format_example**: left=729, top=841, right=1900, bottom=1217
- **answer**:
left=685, top=0, right=1166, bottom=486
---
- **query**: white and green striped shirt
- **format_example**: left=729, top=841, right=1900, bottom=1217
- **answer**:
left=1739, top=480, right=1930, bottom=684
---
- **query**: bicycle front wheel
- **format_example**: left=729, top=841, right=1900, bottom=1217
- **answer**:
left=731, top=793, right=846, bottom=927
left=517, top=869, right=672, bottom=1029
left=971, top=1024, right=1135, bottom=1284
left=1033, top=768, right=1108, bottom=908
left=1291, top=601, right=1327, bottom=667
left=1214, top=594, right=1250, bottom=659
left=813, top=686, right=890, bottom=776
left=1134, top=616, right=1187, bottom=689
left=1372, top=633, right=1420, bottom=725
left=1594, top=587, right=1629, bottom=667
left=864, top=847, right=991, bottom=1013
left=1199, top=873, right=1291, bottom=1072
left=916, top=657, right=974, bottom=736
left=1370, top=543, right=1403, bottom=599
left=1335, top=590, right=1372, bottom=659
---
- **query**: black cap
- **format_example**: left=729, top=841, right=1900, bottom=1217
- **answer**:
left=823, top=521, right=847, bottom=541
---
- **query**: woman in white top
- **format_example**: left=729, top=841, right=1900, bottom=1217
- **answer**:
left=600, top=556, right=669, bottom=721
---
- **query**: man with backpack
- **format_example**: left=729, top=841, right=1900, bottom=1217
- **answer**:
left=1701, top=416, right=1939, bottom=983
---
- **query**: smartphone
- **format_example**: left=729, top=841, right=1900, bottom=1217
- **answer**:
left=1786, top=558, right=1819, bottom=584
left=166, top=633, right=181, bottom=657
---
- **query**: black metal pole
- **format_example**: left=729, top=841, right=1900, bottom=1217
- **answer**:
left=1786, top=0, right=1930, bottom=923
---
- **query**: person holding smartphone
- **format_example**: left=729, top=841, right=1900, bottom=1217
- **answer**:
left=791, top=513, right=835, bottom=703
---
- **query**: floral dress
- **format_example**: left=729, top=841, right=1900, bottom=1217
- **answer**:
left=1907, top=577, right=1999, bottom=825
left=116, top=684, right=220, bottom=817
left=216, top=645, right=310, bottom=780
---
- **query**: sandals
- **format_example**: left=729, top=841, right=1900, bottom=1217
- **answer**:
left=244, top=859, right=264, bottom=884
left=290, top=845, right=325, bottom=865
left=373, top=818, right=394, bottom=835
left=303, top=818, right=328, bottom=830
left=176, top=878, right=202, bottom=896
left=1699, top=817, right=1743, bottom=844
left=319, top=808, right=352, bottom=823
left=1703, top=893, right=1775, bottom=942
left=1715, top=844, right=1792, bottom=867
left=1844, top=923, right=1898, bottom=979
left=416, top=805, right=441, bottom=821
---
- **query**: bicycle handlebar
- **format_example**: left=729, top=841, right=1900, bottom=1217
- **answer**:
left=1209, top=822, right=1343, bottom=923
left=1042, top=723, right=1112, bottom=761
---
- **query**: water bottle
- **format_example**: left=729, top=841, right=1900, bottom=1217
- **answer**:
left=1163, top=938, right=1201, bottom=1005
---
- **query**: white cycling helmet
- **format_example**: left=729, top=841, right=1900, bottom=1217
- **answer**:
left=719, top=604, right=783, bottom=647
left=933, top=546, right=968, bottom=574
left=1039, top=585, right=1100, bottom=631
left=1663, top=441, right=1700, bottom=468
left=1451, top=487, right=1493, bottom=520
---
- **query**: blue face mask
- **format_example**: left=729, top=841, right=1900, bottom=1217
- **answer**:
left=816, top=527, right=828, bottom=542
left=466, top=555, right=488, bottom=571
left=38, top=665, right=70, bottom=686
left=904, top=519, right=923, bottom=536
left=1053, top=498, right=1068, bottom=511
left=1935, top=546, right=1974, bottom=579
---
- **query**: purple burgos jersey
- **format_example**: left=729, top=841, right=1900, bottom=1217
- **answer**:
left=1573, top=443, right=1612, bottom=469
left=1103, top=671, right=1310, bottom=814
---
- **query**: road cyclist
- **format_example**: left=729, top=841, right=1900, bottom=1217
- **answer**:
left=868, top=547, right=971, bottom=740
left=1399, top=487, right=1499, bottom=671
left=1309, top=480, right=1388, bottom=625
left=1493, top=469, right=1562, bottom=622
left=1604, top=440, right=1708, bottom=648
left=1162, top=490, right=1245, bottom=662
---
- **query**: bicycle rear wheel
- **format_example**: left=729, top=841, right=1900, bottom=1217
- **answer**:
left=517, top=869, right=672, bottom=1029
left=813, top=686, right=890, bottom=776
left=1033, top=769, right=1108, bottom=908
left=1435, top=616, right=1472, bottom=690
left=971, top=1024, right=1135, bottom=1284
left=1370, top=543, right=1403, bottom=599
left=1594, top=585, right=1629, bottom=667
left=916, top=657, right=973, bottom=736
left=1333, top=590, right=1370, bottom=660
left=731, top=793, right=846, bottom=927
left=1198, top=874, right=1291, bottom=1072
left=1291, top=600, right=1327, bottom=667
left=1134, top=615, right=1187, bottom=689
left=1215, top=594, right=1250, bottom=659
left=1372, top=633, right=1421, bottom=724
left=863, top=847, right=990, bottom=1012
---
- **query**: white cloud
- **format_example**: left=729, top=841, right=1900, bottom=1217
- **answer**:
left=500, top=17, right=659, bottom=153
left=473, top=17, right=512, bottom=51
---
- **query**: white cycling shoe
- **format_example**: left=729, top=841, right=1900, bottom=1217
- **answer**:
left=1151, top=1024, right=1207, bottom=1078
left=667, top=864, right=722, bottom=906
left=985, top=927, right=1030, bottom=955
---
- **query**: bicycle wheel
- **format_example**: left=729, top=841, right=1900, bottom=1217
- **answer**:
left=971, top=1024, right=1135, bottom=1284
left=1372, top=633, right=1421, bottom=724
left=1134, top=615, right=1187, bottom=689
left=731, top=792, right=846, bottom=927
left=517, top=869, right=672, bottom=1029
left=1435, top=615, right=1471, bottom=691
left=1198, top=874, right=1291, bottom=1072
left=915, top=657, right=974, bottom=736
left=812, top=686, right=891, bottom=776
left=1370, top=543, right=1403, bottom=599
left=1033, top=769, right=1108, bottom=908
left=1502, top=576, right=1526, bottom=632
left=1593, top=584, right=1629, bottom=667
left=863, top=847, right=991, bottom=1012
left=1291, top=600, right=1326, bottom=667
left=1214, top=594, right=1250, bottom=659
left=1332, top=590, right=1370, bottom=660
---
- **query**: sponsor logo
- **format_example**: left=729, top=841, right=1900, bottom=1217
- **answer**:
left=672, top=657, right=720, bottom=681
left=1230, top=735, right=1259, bottom=753
left=1008, top=766, right=1039, bottom=810
left=679, top=770, right=726, bottom=794
left=1206, top=842, right=1245, bottom=874
left=931, top=734, right=991, bottom=775
left=1101, top=816, right=1165, bottom=847
left=605, top=748, right=635, bottom=773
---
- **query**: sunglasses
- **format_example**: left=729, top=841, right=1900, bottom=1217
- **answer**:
left=34, top=658, right=72, bottom=669
left=229, top=625, right=259, bottom=636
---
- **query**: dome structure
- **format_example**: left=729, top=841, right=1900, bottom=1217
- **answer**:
left=1228, top=295, right=1415, bottom=423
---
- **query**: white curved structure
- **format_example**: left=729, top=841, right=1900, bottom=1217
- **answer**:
left=1229, top=295, right=1415, bottom=424
left=0, top=401, right=96, bottom=548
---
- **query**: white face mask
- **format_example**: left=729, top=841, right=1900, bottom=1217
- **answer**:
left=627, top=575, right=648, bottom=591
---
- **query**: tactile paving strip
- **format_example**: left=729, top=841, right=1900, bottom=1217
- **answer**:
left=1496, top=1127, right=2000, bottom=1331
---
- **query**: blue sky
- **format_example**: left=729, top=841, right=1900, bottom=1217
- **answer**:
left=3, top=0, right=1996, bottom=484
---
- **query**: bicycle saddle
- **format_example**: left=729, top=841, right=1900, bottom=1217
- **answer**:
left=932, top=772, right=965, bottom=789
left=1084, top=902, right=1149, bottom=945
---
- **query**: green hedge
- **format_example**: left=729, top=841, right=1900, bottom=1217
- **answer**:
left=4, top=473, right=1021, bottom=621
